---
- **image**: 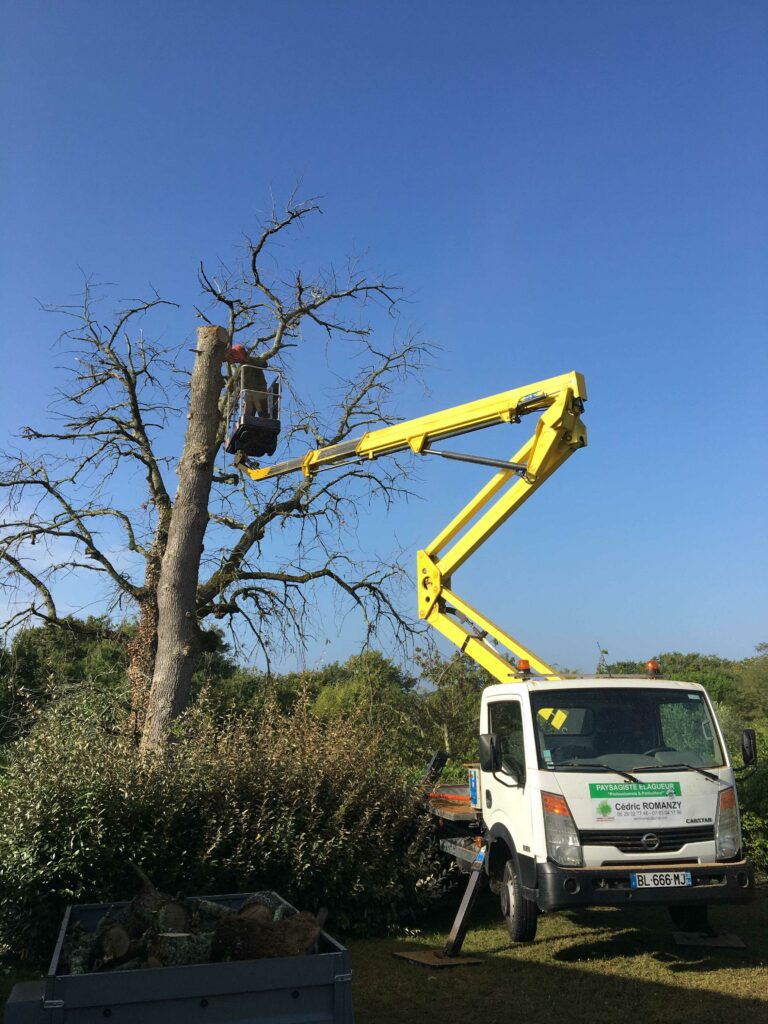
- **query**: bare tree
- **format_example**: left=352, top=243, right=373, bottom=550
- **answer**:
left=0, top=198, right=428, bottom=750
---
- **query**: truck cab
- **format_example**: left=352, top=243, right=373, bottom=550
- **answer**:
left=443, top=676, right=755, bottom=942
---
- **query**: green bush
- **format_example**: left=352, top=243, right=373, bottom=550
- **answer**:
left=0, top=693, right=443, bottom=961
left=736, top=724, right=768, bottom=874
left=741, top=811, right=768, bottom=872
left=717, top=704, right=768, bottom=873
left=412, top=650, right=489, bottom=767
left=0, top=618, right=131, bottom=750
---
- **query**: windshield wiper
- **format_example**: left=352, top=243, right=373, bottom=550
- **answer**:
left=631, top=761, right=719, bottom=783
left=556, top=761, right=640, bottom=783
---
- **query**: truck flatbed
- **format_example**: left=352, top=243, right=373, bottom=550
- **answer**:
left=427, top=784, right=478, bottom=822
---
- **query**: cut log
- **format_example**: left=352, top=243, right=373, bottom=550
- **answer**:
left=126, top=864, right=192, bottom=933
left=63, top=889, right=321, bottom=974
left=129, top=863, right=169, bottom=911
left=239, top=894, right=276, bottom=916
left=119, top=903, right=155, bottom=938
left=149, top=931, right=213, bottom=968
left=211, top=912, right=321, bottom=961
left=157, top=899, right=191, bottom=932
left=238, top=902, right=274, bottom=925
left=272, top=913, right=323, bottom=957
left=210, top=917, right=265, bottom=962
left=193, top=898, right=236, bottom=929
left=97, top=923, right=131, bottom=962
left=62, top=921, right=94, bottom=975
left=112, top=958, right=145, bottom=972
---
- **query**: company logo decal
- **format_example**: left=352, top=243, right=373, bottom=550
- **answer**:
left=589, top=781, right=684, bottom=823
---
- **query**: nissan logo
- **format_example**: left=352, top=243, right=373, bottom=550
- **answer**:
left=642, top=832, right=661, bottom=851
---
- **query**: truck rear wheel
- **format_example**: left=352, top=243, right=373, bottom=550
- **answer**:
left=500, top=859, right=538, bottom=942
left=668, top=904, right=710, bottom=932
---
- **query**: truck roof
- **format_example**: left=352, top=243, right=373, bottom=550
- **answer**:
left=486, top=676, right=707, bottom=697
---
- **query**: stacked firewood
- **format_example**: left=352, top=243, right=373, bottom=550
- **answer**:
left=62, top=869, right=323, bottom=974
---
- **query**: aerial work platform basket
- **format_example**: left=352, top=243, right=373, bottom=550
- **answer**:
left=225, top=365, right=281, bottom=458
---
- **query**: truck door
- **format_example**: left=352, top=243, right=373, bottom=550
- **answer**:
left=485, top=699, right=534, bottom=854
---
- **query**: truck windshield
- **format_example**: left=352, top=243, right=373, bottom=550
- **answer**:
left=530, top=688, right=725, bottom=772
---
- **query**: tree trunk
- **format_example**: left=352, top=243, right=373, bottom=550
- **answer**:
left=127, top=511, right=171, bottom=737
left=126, top=592, right=158, bottom=738
left=140, top=325, right=228, bottom=753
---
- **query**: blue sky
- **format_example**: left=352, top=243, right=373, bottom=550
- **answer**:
left=1, top=1, right=766, bottom=671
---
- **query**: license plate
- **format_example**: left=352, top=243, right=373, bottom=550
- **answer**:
left=631, top=871, right=692, bottom=889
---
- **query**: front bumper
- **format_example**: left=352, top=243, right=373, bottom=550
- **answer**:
left=526, top=858, right=755, bottom=911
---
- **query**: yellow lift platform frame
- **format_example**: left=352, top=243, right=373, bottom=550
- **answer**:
left=238, top=370, right=587, bottom=682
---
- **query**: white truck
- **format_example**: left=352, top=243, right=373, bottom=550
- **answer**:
left=430, top=673, right=756, bottom=944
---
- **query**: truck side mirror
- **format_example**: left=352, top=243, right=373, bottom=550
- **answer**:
left=479, top=733, right=501, bottom=773
left=742, top=728, right=758, bottom=768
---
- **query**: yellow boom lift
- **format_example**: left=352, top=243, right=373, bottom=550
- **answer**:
left=237, top=370, right=587, bottom=680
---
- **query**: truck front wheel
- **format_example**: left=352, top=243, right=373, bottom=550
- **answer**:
left=500, top=859, right=538, bottom=942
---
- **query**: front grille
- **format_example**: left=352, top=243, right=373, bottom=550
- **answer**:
left=580, top=825, right=714, bottom=853
left=600, top=859, right=697, bottom=867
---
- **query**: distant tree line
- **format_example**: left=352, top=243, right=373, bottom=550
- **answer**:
left=600, top=646, right=768, bottom=720
left=1, top=618, right=766, bottom=761
left=0, top=616, right=489, bottom=769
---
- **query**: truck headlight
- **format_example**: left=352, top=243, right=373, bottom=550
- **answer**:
left=542, top=791, right=583, bottom=867
left=715, top=786, right=740, bottom=860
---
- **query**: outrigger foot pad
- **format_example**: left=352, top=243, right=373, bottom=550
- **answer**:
left=673, top=932, right=745, bottom=948
left=392, top=949, right=481, bottom=968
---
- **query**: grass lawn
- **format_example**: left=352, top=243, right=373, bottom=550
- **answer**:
left=348, top=887, right=768, bottom=1024
left=3, top=890, right=767, bottom=1023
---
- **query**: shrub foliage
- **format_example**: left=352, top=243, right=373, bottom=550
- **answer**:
left=736, top=723, right=768, bottom=873
left=0, top=695, right=442, bottom=960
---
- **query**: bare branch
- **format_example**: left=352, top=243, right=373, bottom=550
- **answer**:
left=0, top=549, right=58, bottom=621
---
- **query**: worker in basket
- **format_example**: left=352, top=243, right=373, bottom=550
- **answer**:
left=223, top=344, right=281, bottom=458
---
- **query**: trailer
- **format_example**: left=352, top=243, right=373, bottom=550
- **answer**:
left=5, top=892, right=353, bottom=1024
